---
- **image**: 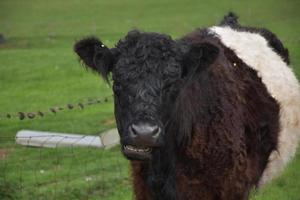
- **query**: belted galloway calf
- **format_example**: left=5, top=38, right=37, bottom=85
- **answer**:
left=74, top=13, right=300, bottom=200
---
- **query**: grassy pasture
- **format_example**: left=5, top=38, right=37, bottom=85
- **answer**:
left=0, top=0, right=299, bottom=199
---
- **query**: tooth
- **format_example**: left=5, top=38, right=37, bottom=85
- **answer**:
left=124, top=145, right=152, bottom=153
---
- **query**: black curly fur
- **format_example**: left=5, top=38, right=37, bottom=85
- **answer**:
left=219, top=12, right=239, bottom=27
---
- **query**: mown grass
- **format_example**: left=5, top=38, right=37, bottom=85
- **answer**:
left=0, top=0, right=299, bottom=199
left=0, top=146, right=131, bottom=200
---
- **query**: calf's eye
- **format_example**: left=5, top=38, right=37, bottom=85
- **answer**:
left=113, top=84, right=122, bottom=93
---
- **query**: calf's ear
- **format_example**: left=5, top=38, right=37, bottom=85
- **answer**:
left=74, top=37, right=116, bottom=82
left=181, top=42, right=219, bottom=77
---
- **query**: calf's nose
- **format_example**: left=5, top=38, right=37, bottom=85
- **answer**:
left=129, top=122, right=161, bottom=144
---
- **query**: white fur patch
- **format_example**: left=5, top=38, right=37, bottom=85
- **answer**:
left=209, top=26, right=300, bottom=186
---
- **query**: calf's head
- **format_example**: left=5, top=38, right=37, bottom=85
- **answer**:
left=74, top=30, right=219, bottom=160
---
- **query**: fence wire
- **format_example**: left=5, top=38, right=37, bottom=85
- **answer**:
left=0, top=135, right=132, bottom=200
left=0, top=95, right=113, bottom=121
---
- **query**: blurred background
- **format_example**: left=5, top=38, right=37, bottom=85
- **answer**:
left=0, top=0, right=299, bottom=199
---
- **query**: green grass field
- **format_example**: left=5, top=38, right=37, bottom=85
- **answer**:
left=0, top=0, right=299, bottom=199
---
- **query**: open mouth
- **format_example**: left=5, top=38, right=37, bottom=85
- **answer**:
left=122, top=145, right=152, bottom=160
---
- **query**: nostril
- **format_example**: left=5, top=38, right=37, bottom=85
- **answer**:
left=129, top=124, right=138, bottom=137
left=131, top=124, right=140, bottom=135
left=152, top=126, right=161, bottom=138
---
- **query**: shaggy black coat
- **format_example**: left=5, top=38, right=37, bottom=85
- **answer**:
left=74, top=13, right=283, bottom=200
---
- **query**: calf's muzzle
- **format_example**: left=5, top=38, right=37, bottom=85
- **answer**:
left=128, top=122, right=161, bottom=146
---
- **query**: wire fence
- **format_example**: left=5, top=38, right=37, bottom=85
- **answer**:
left=0, top=95, right=113, bottom=121
left=0, top=135, right=132, bottom=200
